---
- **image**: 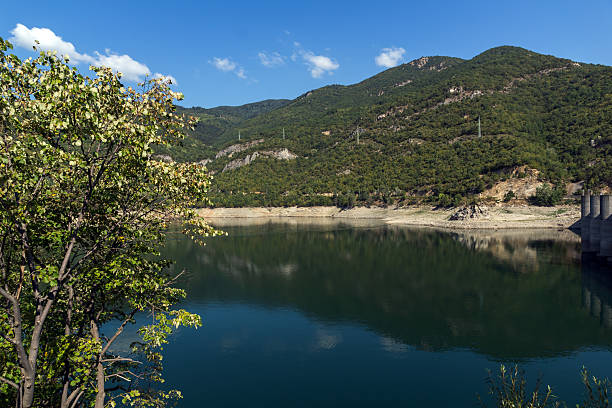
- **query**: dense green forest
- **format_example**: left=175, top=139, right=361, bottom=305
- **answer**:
left=163, top=46, right=612, bottom=207
left=154, top=99, right=290, bottom=161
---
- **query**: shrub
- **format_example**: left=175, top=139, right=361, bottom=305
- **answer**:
left=437, top=193, right=452, bottom=207
left=480, top=365, right=611, bottom=408
left=479, top=365, right=559, bottom=408
left=581, top=367, right=611, bottom=408
left=528, top=184, right=565, bottom=206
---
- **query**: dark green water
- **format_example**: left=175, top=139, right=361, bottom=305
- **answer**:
left=158, top=220, right=612, bottom=407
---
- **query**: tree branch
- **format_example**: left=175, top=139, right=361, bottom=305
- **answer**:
left=100, top=357, right=141, bottom=364
left=0, top=375, right=18, bottom=389
left=0, top=285, right=32, bottom=376
left=100, top=309, right=136, bottom=356
left=66, top=389, right=84, bottom=408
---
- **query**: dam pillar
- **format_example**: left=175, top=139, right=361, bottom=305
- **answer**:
left=583, top=285, right=592, bottom=310
left=603, top=304, right=612, bottom=328
left=600, top=195, right=612, bottom=259
left=590, top=194, right=601, bottom=254
left=582, top=191, right=591, bottom=253
left=591, top=292, right=602, bottom=318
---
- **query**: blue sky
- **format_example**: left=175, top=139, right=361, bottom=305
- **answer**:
left=1, top=0, right=611, bottom=108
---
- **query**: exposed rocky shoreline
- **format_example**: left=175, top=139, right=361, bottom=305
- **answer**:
left=197, top=205, right=580, bottom=230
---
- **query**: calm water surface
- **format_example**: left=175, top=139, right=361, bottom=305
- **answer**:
left=157, top=220, right=612, bottom=407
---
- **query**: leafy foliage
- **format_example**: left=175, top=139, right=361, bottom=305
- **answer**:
left=481, top=366, right=612, bottom=408
left=0, top=38, right=220, bottom=407
left=480, top=365, right=559, bottom=408
left=581, top=368, right=611, bottom=408
left=528, top=184, right=565, bottom=206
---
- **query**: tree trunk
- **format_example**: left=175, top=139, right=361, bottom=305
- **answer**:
left=20, top=374, right=35, bottom=408
left=60, top=286, right=74, bottom=408
left=94, top=361, right=105, bottom=408
left=90, top=320, right=105, bottom=408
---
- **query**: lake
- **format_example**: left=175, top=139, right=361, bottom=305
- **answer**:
left=157, top=219, right=612, bottom=407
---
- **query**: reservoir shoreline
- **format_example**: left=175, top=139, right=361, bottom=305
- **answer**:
left=197, top=205, right=580, bottom=230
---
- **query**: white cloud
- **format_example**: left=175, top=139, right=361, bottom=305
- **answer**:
left=93, top=52, right=150, bottom=81
left=258, top=51, right=284, bottom=67
left=210, top=57, right=247, bottom=79
left=291, top=41, right=339, bottom=78
left=153, top=72, right=178, bottom=85
left=210, top=57, right=237, bottom=72
left=375, top=47, right=406, bottom=68
left=10, top=23, right=90, bottom=63
left=380, top=336, right=408, bottom=353
left=8, top=24, right=173, bottom=83
left=302, top=52, right=339, bottom=78
left=314, top=329, right=342, bottom=350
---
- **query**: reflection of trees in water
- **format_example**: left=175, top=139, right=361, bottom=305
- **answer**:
left=448, top=229, right=581, bottom=273
left=163, top=224, right=611, bottom=360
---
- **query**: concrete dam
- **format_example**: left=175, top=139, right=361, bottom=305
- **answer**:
left=581, top=191, right=612, bottom=266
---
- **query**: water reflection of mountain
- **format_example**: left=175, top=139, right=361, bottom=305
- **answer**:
left=448, top=229, right=581, bottom=272
left=163, top=222, right=610, bottom=360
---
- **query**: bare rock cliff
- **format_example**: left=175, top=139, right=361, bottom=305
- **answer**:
left=222, top=148, right=297, bottom=172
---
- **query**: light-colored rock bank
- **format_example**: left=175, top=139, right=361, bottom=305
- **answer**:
left=196, top=205, right=580, bottom=230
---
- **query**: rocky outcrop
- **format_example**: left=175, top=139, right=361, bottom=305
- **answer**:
left=449, top=205, right=489, bottom=221
left=409, top=57, right=430, bottom=69
left=443, top=89, right=487, bottom=105
left=501, top=65, right=581, bottom=93
left=377, top=104, right=410, bottom=121
left=377, top=64, right=582, bottom=124
left=478, top=166, right=544, bottom=201
left=216, top=139, right=264, bottom=159
left=394, top=80, right=412, bottom=88
left=222, top=148, right=297, bottom=172
left=408, top=57, right=449, bottom=71
left=152, top=154, right=174, bottom=163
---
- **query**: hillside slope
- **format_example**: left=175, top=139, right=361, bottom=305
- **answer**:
left=170, top=46, right=612, bottom=207
left=155, top=99, right=290, bottom=161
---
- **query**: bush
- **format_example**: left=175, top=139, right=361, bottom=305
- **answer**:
left=503, top=190, right=516, bottom=202
left=528, top=184, right=565, bottom=206
left=334, top=191, right=356, bottom=209
left=437, top=193, right=453, bottom=207
left=480, top=365, right=611, bottom=408
left=480, top=365, right=559, bottom=408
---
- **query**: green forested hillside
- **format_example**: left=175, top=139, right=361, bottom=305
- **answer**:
left=155, top=99, right=290, bottom=161
left=166, top=46, right=612, bottom=207
left=179, top=98, right=290, bottom=144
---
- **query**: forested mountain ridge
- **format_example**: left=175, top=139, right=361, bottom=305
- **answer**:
left=179, top=98, right=290, bottom=144
left=165, top=46, right=612, bottom=207
left=155, top=99, right=290, bottom=160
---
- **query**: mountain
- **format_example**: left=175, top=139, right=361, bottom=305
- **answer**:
left=166, top=46, right=612, bottom=207
left=178, top=99, right=290, bottom=144
left=155, top=99, right=290, bottom=161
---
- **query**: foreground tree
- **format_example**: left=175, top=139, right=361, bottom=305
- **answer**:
left=0, top=38, right=219, bottom=407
